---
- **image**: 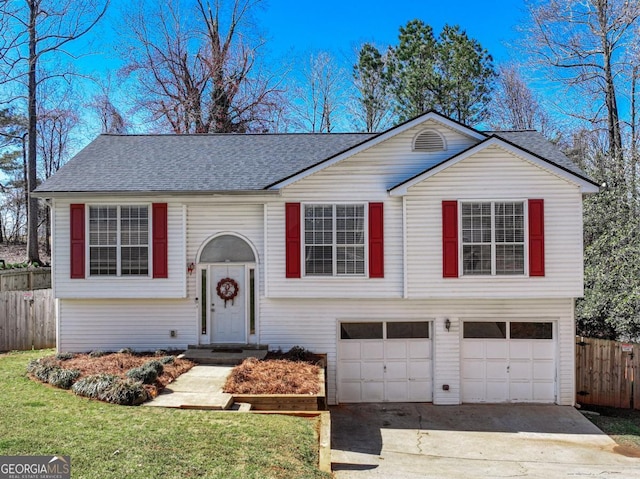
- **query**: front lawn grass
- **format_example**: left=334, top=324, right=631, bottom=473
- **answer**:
left=582, top=406, right=640, bottom=451
left=0, top=350, right=329, bottom=479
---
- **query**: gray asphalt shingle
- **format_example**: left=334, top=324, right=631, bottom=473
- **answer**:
left=35, top=128, right=590, bottom=194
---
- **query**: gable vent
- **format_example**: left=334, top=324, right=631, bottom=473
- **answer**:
left=413, top=130, right=446, bottom=152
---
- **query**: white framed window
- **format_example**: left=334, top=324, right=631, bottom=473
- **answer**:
left=88, top=205, right=149, bottom=276
left=304, top=204, right=366, bottom=276
left=461, top=201, right=525, bottom=276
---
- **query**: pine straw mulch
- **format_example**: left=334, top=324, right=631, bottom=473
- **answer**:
left=223, top=357, right=321, bottom=395
left=42, top=352, right=194, bottom=398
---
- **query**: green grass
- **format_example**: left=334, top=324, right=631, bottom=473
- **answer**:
left=0, top=350, right=330, bottom=479
left=583, top=406, right=640, bottom=450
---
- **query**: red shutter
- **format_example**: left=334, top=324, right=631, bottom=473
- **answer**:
left=70, top=204, right=85, bottom=279
left=442, top=201, right=459, bottom=278
left=528, top=199, right=545, bottom=277
left=285, top=203, right=301, bottom=278
left=369, top=202, right=384, bottom=278
left=152, top=203, right=168, bottom=279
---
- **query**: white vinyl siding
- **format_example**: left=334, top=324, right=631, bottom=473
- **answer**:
left=405, top=145, right=585, bottom=298
left=52, top=197, right=186, bottom=299
left=58, top=299, right=195, bottom=352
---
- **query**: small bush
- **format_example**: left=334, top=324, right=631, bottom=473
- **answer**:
left=72, top=374, right=118, bottom=399
left=26, top=359, right=42, bottom=374
left=145, top=360, right=164, bottom=375
left=159, top=355, right=175, bottom=365
left=48, top=368, right=81, bottom=389
left=287, top=345, right=313, bottom=361
left=154, top=349, right=168, bottom=357
left=56, top=352, right=74, bottom=361
left=126, top=366, right=158, bottom=384
left=88, top=350, right=106, bottom=358
left=118, top=348, right=134, bottom=355
left=102, top=378, right=149, bottom=406
left=33, top=363, right=59, bottom=383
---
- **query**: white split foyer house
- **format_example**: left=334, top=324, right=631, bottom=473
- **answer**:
left=34, top=111, right=599, bottom=406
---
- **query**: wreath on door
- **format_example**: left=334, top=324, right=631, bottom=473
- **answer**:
left=216, top=277, right=239, bottom=307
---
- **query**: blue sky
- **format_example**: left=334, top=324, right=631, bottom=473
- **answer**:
left=254, top=0, right=526, bottom=64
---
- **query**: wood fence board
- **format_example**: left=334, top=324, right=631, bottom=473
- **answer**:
left=0, top=269, right=51, bottom=292
left=575, top=336, right=638, bottom=409
left=0, top=289, right=55, bottom=351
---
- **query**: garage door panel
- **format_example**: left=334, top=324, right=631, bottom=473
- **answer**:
left=486, top=342, right=508, bottom=359
left=462, top=360, right=484, bottom=380
left=509, top=342, right=532, bottom=359
left=339, top=342, right=361, bottom=360
left=462, top=341, right=484, bottom=359
left=533, top=382, right=555, bottom=401
left=462, top=380, right=485, bottom=402
left=362, top=361, right=384, bottom=380
left=408, top=380, right=431, bottom=401
left=385, top=381, right=408, bottom=401
left=533, top=361, right=555, bottom=380
left=533, top=342, right=555, bottom=358
left=362, top=342, right=384, bottom=359
left=362, top=382, right=384, bottom=402
left=341, top=362, right=361, bottom=380
left=385, top=341, right=407, bottom=359
left=510, top=381, right=533, bottom=401
left=408, top=360, right=431, bottom=380
left=409, top=341, right=430, bottom=358
left=340, top=382, right=363, bottom=403
left=509, top=361, right=532, bottom=380
left=385, top=361, right=407, bottom=379
left=486, top=381, right=509, bottom=402
left=485, top=361, right=508, bottom=379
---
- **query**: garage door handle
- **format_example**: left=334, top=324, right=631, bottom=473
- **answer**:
left=384, top=365, right=387, bottom=372
left=507, top=365, right=510, bottom=372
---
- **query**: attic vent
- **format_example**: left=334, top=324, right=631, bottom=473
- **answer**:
left=413, top=130, right=446, bottom=152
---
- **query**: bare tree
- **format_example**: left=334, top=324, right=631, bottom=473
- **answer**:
left=0, top=0, right=109, bottom=263
left=292, top=52, right=346, bottom=133
left=524, top=0, right=640, bottom=183
left=120, top=0, right=283, bottom=133
left=490, top=64, right=556, bottom=137
left=90, top=91, right=128, bottom=134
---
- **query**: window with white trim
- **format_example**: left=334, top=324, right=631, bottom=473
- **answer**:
left=461, top=201, right=525, bottom=275
left=89, top=205, right=149, bottom=276
left=304, top=204, right=365, bottom=276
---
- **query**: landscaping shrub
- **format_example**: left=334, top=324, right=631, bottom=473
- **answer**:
left=154, top=349, right=168, bottom=357
left=118, top=348, right=134, bottom=355
left=159, top=355, right=175, bottom=365
left=126, top=365, right=158, bottom=384
left=145, top=360, right=164, bottom=375
left=47, top=368, right=81, bottom=389
left=72, top=374, right=118, bottom=399
left=55, top=352, right=74, bottom=361
left=30, top=362, right=59, bottom=383
left=88, top=350, right=106, bottom=358
left=102, top=378, right=149, bottom=406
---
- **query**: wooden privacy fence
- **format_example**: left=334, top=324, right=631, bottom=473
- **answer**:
left=0, top=289, right=55, bottom=351
left=0, top=268, right=51, bottom=292
left=575, top=336, right=640, bottom=409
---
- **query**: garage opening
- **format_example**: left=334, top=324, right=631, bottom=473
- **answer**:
left=462, top=321, right=556, bottom=403
left=338, top=321, right=433, bottom=403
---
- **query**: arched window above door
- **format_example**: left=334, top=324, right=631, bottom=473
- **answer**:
left=199, top=234, right=256, bottom=263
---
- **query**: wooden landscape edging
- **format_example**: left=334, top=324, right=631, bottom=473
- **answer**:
left=575, top=336, right=639, bottom=409
left=232, top=370, right=326, bottom=411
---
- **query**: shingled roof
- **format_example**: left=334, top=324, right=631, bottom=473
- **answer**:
left=35, top=115, right=592, bottom=195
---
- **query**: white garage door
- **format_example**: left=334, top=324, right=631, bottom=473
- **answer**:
left=462, top=321, right=556, bottom=403
left=338, top=321, right=432, bottom=403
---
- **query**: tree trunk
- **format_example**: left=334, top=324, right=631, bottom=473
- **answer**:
left=26, top=1, right=40, bottom=264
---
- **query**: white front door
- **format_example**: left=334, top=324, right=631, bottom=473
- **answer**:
left=210, top=265, right=246, bottom=343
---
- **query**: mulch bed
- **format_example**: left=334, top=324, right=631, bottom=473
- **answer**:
left=43, top=352, right=194, bottom=397
left=223, top=357, right=321, bottom=395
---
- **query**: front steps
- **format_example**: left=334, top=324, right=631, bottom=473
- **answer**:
left=181, top=343, right=269, bottom=365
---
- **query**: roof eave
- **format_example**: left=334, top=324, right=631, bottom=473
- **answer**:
left=31, top=189, right=281, bottom=199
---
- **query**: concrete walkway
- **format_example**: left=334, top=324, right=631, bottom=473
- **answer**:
left=143, top=365, right=234, bottom=410
left=331, top=403, right=640, bottom=479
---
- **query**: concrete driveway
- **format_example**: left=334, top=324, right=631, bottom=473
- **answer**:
left=331, top=404, right=640, bottom=479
